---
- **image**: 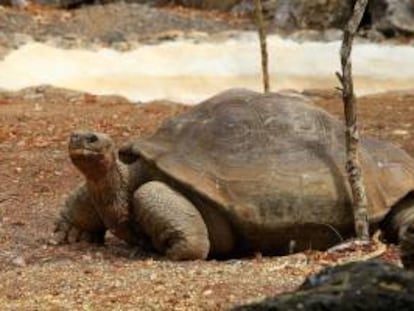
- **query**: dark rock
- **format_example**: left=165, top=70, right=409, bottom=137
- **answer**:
left=36, top=0, right=85, bottom=8
left=122, top=0, right=170, bottom=5
left=100, top=30, right=126, bottom=45
left=176, top=0, right=241, bottom=11
left=270, top=0, right=355, bottom=31
left=369, top=0, right=414, bottom=37
left=0, top=0, right=28, bottom=7
left=50, top=0, right=241, bottom=10
left=233, top=260, right=414, bottom=311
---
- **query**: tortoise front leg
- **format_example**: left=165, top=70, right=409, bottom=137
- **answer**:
left=54, top=184, right=106, bottom=244
left=132, top=181, right=210, bottom=260
left=380, top=195, right=414, bottom=270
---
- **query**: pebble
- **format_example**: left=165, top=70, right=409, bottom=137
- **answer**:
left=11, top=255, right=27, bottom=267
left=81, top=254, right=93, bottom=262
left=393, top=129, right=410, bottom=136
left=202, top=289, right=213, bottom=296
left=24, top=93, right=44, bottom=101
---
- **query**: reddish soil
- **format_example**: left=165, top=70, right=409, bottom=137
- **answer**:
left=0, top=85, right=412, bottom=310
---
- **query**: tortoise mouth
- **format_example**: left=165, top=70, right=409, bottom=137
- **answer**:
left=69, top=146, right=115, bottom=180
left=69, top=147, right=105, bottom=158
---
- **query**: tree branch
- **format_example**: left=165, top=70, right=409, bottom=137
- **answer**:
left=255, top=0, right=270, bottom=93
left=337, top=0, right=370, bottom=240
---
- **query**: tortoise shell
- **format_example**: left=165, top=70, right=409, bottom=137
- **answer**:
left=126, top=89, right=414, bottom=252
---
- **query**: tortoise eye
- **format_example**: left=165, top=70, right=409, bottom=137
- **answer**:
left=86, top=134, right=98, bottom=143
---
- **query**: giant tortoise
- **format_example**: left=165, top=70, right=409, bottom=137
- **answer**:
left=54, top=89, right=414, bottom=265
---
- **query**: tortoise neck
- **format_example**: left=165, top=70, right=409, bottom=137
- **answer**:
left=86, top=158, right=125, bottom=197
left=86, top=159, right=131, bottom=231
left=126, top=160, right=149, bottom=190
left=71, top=149, right=117, bottom=182
left=86, top=158, right=147, bottom=200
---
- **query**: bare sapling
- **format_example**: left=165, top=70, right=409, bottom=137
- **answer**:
left=254, top=0, right=270, bottom=93
left=336, top=0, right=370, bottom=240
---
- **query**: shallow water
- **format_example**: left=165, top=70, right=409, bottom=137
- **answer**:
left=0, top=32, right=413, bottom=103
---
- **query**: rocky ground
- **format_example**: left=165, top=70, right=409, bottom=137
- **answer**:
left=0, top=3, right=414, bottom=310
left=0, top=1, right=412, bottom=59
left=0, top=3, right=252, bottom=58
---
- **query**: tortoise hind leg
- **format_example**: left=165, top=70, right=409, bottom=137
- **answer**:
left=400, top=224, right=414, bottom=270
left=380, top=194, right=414, bottom=270
left=132, top=181, right=210, bottom=260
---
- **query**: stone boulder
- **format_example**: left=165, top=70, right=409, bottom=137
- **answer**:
left=176, top=0, right=240, bottom=11
left=233, top=260, right=414, bottom=311
left=369, top=0, right=414, bottom=36
left=270, top=0, right=355, bottom=31
left=0, top=0, right=28, bottom=7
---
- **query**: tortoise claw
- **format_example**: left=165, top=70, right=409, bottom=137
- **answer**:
left=52, top=218, right=71, bottom=244
left=67, top=226, right=82, bottom=243
left=53, top=217, right=104, bottom=245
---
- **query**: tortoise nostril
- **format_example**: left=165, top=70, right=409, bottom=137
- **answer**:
left=70, top=133, right=81, bottom=144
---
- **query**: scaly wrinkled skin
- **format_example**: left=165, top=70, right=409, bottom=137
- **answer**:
left=379, top=195, right=414, bottom=269
left=54, top=184, right=106, bottom=244
left=54, top=130, right=151, bottom=245
left=54, top=130, right=211, bottom=260
left=54, top=131, right=141, bottom=245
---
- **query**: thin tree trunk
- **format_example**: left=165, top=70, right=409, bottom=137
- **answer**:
left=254, top=0, right=270, bottom=93
left=336, top=0, right=370, bottom=240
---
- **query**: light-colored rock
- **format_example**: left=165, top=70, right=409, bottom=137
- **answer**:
left=11, top=0, right=28, bottom=7
left=11, top=255, right=27, bottom=267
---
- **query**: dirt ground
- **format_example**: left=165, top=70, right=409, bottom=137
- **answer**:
left=0, top=85, right=412, bottom=310
left=0, top=2, right=414, bottom=310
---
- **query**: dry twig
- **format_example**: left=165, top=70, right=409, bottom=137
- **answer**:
left=336, top=0, right=370, bottom=240
left=254, top=0, right=270, bottom=93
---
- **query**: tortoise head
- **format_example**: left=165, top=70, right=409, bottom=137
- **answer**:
left=68, top=130, right=116, bottom=181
